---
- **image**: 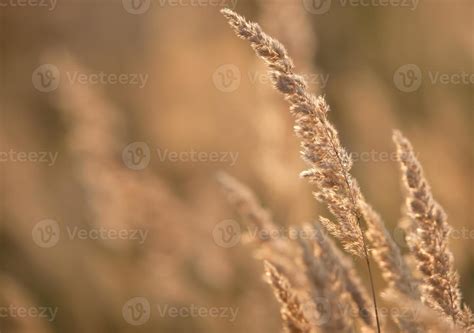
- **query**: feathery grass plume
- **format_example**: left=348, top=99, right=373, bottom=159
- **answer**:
left=384, top=290, right=465, bottom=333
left=298, top=232, right=356, bottom=333
left=217, top=172, right=304, bottom=284
left=220, top=9, right=381, bottom=331
left=251, top=1, right=318, bottom=225
left=393, top=130, right=473, bottom=330
left=264, top=261, right=312, bottom=333
left=307, top=222, right=375, bottom=330
left=55, top=54, right=188, bottom=256
left=220, top=6, right=364, bottom=259
left=257, top=0, right=318, bottom=71
left=364, top=202, right=419, bottom=297
left=217, top=172, right=279, bottom=239
left=363, top=202, right=424, bottom=332
left=218, top=173, right=374, bottom=330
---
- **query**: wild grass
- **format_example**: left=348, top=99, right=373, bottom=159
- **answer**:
left=219, top=8, right=473, bottom=333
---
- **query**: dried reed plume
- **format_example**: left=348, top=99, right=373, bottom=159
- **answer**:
left=220, top=8, right=473, bottom=333
left=251, top=1, right=318, bottom=224
left=363, top=202, right=423, bottom=332
left=393, top=130, right=473, bottom=330
left=219, top=173, right=373, bottom=331
left=220, top=8, right=381, bottom=331
left=218, top=173, right=310, bottom=330
left=55, top=54, right=182, bottom=246
left=299, top=223, right=375, bottom=331
left=217, top=172, right=279, bottom=240
left=384, top=290, right=465, bottom=333
left=264, top=261, right=312, bottom=333
left=217, top=171, right=301, bottom=280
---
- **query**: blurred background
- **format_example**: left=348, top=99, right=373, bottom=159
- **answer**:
left=1, top=0, right=472, bottom=332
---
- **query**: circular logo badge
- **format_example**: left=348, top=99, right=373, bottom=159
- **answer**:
left=32, top=219, right=60, bottom=248
left=393, top=64, right=422, bottom=92
left=32, top=64, right=60, bottom=92
left=122, top=142, right=151, bottom=170
left=212, top=219, right=241, bottom=248
left=302, top=297, right=331, bottom=326
left=122, top=297, right=151, bottom=326
left=212, top=64, right=241, bottom=93
left=302, top=0, right=332, bottom=15
left=122, top=0, right=151, bottom=14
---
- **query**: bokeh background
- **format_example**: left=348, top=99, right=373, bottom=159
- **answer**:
left=1, top=0, right=473, bottom=332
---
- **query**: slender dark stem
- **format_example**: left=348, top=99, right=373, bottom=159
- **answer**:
left=323, top=124, right=382, bottom=333
left=362, top=231, right=382, bottom=333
